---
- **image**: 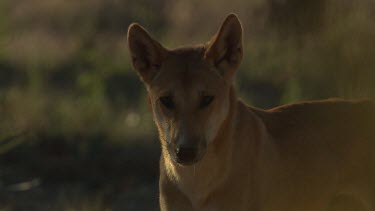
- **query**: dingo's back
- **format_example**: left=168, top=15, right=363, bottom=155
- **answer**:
left=251, top=99, right=375, bottom=210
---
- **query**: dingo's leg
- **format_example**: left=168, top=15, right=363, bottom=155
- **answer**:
left=326, top=194, right=368, bottom=211
left=159, top=175, right=193, bottom=211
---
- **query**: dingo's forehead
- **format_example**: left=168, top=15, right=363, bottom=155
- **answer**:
left=149, top=47, right=226, bottom=96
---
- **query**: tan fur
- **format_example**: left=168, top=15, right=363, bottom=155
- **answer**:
left=127, top=14, right=375, bottom=211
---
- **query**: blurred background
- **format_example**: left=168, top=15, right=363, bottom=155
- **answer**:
left=0, top=0, right=374, bottom=210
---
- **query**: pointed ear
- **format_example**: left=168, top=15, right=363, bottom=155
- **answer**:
left=204, top=14, right=243, bottom=79
left=127, top=23, right=167, bottom=83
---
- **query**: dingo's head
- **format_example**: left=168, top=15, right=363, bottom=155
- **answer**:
left=127, top=14, right=243, bottom=165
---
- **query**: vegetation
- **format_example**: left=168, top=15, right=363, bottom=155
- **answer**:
left=0, top=0, right=374, bottom=210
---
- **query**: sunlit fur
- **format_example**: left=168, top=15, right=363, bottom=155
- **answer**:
left=128, top=14, right=375, bottom=211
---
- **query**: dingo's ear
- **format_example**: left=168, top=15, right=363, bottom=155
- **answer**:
left=127, top=23, right=167, bottom=83
left=205, top=14, right=243, bottom=79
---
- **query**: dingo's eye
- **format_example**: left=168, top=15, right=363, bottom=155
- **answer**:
left=200, top=96, right=214, bottom=108
left=160, top=96, right=175, bottom=110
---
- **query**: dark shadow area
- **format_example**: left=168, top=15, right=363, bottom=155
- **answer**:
left=0, top=133, right=160, bottom=211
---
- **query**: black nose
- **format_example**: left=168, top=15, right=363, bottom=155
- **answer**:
left=175, top=146, right=198, bottom=164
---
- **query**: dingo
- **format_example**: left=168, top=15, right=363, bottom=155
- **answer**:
left=127, top=14, right=375, bottom=211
